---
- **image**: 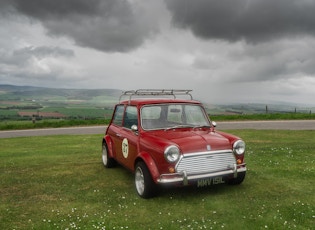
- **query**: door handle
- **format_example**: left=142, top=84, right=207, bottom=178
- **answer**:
left=116, top=133, right=122, bottom=137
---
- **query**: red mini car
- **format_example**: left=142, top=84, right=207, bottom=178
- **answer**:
left=102, top=89, right=246, bottom=198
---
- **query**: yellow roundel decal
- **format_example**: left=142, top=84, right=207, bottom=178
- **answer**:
left=122, top=138, right=129, bottom=158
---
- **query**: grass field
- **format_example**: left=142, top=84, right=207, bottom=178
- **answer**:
left=0, top=130, right=314, bottom=229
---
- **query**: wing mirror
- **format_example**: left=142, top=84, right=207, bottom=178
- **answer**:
left=131, top=125, right=138, bottom=134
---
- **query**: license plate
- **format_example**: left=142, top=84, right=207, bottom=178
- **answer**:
left=197, top=177, right=225, bottom=187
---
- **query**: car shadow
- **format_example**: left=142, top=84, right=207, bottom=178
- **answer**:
left=157, top=181, right=248, bottom=200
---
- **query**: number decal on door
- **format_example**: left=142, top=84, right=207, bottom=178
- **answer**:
left=122, top=138, right=129, bottom=158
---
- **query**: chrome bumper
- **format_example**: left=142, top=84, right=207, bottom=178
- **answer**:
left=157, top=163, right=246, bottom=185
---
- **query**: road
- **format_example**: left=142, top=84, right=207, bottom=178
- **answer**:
left=216, top=120, right=315, bottom=130
left=0, top=120, right=314, bottom=138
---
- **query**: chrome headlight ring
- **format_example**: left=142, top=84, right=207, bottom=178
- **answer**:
left=164, top=145, right=180, bottom=163
left=233, top=140, right=245, bottom=155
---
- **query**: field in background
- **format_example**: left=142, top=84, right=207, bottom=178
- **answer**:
left=0, top=130, right=314, bottom=229
left=0, top=85, right=119, bottom=121
left=1, top=84, right=315, bottom=130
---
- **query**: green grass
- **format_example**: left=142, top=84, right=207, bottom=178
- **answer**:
left=0, top=131, right=314, bottom=229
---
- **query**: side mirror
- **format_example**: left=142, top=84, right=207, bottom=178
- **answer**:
left=211, top=121, right=217, bottom=127
left=131, top=125, right=138, bottom=133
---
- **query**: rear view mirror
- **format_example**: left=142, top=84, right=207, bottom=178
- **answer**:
left=170, top=108, right=181, bottom=113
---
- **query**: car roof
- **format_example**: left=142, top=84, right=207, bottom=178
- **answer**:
left=119, top=98, right=202, bottom=106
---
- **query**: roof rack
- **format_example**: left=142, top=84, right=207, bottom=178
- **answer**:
left=119, top=89, right=193, bottom=102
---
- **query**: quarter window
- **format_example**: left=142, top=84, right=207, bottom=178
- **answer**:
left=112, top=105, right=124, bottom=126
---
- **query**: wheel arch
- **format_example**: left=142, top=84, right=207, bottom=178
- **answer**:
left=102, top=135, right=115, bottom=158
left=134, top=152, right=160, bottom=183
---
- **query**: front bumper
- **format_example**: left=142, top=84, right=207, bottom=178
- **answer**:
left=157, top=163, right=246, bottom=185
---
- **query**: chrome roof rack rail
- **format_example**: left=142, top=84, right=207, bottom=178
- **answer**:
left=119, top=89, right=193, bottom=103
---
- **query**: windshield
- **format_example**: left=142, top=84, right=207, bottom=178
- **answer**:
left=141, top=104, right=210, bottom=130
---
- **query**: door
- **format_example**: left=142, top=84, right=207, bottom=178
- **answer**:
left=108, top=105, right=139, bottom=170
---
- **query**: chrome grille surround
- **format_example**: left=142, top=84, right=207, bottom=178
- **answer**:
left=175, top=150, right=236, bottom=175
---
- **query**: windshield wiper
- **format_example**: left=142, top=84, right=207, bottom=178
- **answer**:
left=193, top=125, right=211, bottom=129
left=164, top=124, right=194, bottom=131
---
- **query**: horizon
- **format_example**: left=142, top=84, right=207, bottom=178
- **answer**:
left=1, top=83, right=315, bottom=108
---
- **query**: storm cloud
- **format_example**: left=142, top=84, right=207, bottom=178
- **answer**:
left=2, top=0, right=160, bottom=52
left=0, top=0, right=314, bottom=105
left=166, top=0, right=315, bottom=43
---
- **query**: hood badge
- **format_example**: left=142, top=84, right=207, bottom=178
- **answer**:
left=206, top=145, right=211, bottom=151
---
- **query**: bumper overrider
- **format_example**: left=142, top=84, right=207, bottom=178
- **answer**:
left=157, top=163, right=247, bottom=186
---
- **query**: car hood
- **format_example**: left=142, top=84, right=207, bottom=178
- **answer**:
left=143, top=129, right=231, bottom=153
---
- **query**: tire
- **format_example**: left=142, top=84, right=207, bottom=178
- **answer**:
left=134, top=161, right=158, bottom=198
left=227, top=171, right=246, bottom=185
left=102, top=143, right=115, bottom=168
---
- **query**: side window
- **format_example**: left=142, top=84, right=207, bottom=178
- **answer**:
left=123, top=106, right=138, bottom=129
left=112, top=105, right=124, bottom=126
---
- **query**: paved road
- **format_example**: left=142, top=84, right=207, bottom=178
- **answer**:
left=216, top=120, right=315, bottom=130
left=1, top=120, right=314, bottom=138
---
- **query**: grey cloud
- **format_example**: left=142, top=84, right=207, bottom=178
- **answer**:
left=14, top=46, right=74, bottom=59
left=239, top=40, right=315, bottom=81
left=165, top=0, right=315, bottom=43
left=0, top=46, right=74, bottom=66
left=12, top=0, right=101, bottom=19
left=188, top=38, right=315, bottom=87
left=0, top=46, right=75, bottom=86
left=2, top=0, right=160, bottom=52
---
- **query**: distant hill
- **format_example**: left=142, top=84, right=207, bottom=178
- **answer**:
left=1, top=85, right=314, bottom=117
left=0, top=85, right=124, bottom=119
left=0, top=84, right=122, bottom=101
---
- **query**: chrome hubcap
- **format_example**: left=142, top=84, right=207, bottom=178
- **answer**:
left=102, top=146, right=108, bottom=165
left=135, top=167, right=145, bottom=195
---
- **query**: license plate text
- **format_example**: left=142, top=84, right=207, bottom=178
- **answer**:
left=197, top=177, right=225, bottom=187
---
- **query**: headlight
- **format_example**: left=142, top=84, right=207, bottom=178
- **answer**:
left=233, top=140, right=245, bottom=155
left=164, top=145, right=180, bottom=163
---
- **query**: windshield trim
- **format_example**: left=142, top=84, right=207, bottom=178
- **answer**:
left=140, top=103, right=211, bottom=131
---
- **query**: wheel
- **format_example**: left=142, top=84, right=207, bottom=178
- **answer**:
left=227, top=171, right=246, bottom=185
left=102, top=143, right=115, bottom=168
left=135, top=161, right=158, bottom=198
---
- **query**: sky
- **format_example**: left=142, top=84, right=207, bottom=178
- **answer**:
left=1, top=0, right=315, bottom=105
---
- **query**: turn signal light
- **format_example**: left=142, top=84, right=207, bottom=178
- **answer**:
left=237, top=159, right=242, bottom=165
left=169, top=167, right=175, bottom=173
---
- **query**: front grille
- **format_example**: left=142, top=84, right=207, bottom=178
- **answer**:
left=176, top=150, right=236, bottom=175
